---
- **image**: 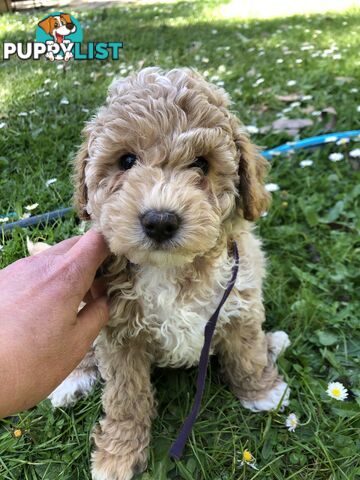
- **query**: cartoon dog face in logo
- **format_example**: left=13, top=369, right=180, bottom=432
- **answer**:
left=38, top=13, right=76, bottom=43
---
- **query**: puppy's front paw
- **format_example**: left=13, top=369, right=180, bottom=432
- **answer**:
left=91, top=421, right=148, bottom=480
left=240, top=380, right=290, bottom=412
left=91, top=448, right=146, bottom=480
left=267, top=331, right=291, bottom=362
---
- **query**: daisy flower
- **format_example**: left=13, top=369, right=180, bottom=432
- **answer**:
left=60, top=97, right=69, bottom=105
left=245, top=125, right=259, bottom=134
left=329, top=153, right=344, bottom=162
left=357, top=106, right=360, bottom=113
left=238, top=449, right=258, bottom=470
left=287, top=80, right=297, bottom=87
left=265, top=183, right=280, bottom=192
left=326, top=382, right=348, bottom=401
left=300, top=159, right=313, bottom=167
left=21, top=213, right=31, bottom=220
left=13, top=429, right=23, bottom=438
left=336, top=138, right=349, bottom=145
left=25, top=203, right=39, bottom=211
left=0, top=122, right=6, bottom=129
left=45, top=178, right=57, bottom=187
left=324, top=136, right=338, bottom=143
left=285, top=413, right=299, bottom=432
left=350, top=148, right=360, bottom=158
left=0, top=217, right=9, bottom=223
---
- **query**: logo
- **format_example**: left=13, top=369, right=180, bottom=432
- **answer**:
left=3, top=12, right=123, bottom=62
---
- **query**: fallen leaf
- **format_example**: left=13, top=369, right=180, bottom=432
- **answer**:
left=321, top=107, right=337, bottom=131
left=271, top=117, right=313, bottom=136
left=335, top=76, right=354, bottom=85
left=276, top=93, right=301, bottom=102
left=301, top=105, right=315, bottom=114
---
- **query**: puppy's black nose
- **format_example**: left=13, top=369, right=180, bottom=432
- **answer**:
left=66, top=22, right=74, bottom=29
left=141, top=210, right=180, bottom=242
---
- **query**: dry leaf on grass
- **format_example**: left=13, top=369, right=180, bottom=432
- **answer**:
left=321, top=107, right=337, bottom=131
left=271, top=117, right=313, bottom=136
left=276, top=93, right=302, bottom=102
left=335, top=76, right=354, bottom=85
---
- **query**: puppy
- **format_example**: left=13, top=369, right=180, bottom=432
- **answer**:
left=58, top=67, right=290, bottom=480
left=38, top=13, right=76, bottom=62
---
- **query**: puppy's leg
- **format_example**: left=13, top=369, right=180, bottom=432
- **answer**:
left=217, top=309, right=290, bottom=412
left=91, top=335, right=155, bottom=480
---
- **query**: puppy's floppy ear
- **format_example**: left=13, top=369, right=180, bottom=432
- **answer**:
left=73, top=140, right=91, bottom=221
left=230, top=115, right=271, bottom=221
left=38, top=16, right=54, bottom=35
left=60, top=13, right=72, bottom=24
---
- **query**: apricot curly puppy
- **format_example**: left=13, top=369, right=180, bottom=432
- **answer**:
left=54, top=67, right=290, bottom=480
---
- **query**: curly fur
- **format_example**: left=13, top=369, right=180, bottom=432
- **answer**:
left=69, top=67, right=289, bottom=480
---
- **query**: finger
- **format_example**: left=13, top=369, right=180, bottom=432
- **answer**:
left=38, top=236, right=81, bottom=257
left=76, top=296, right=109, bottom=345
left=91, top=278, right=108, bottom=299
left=66, top=229, right=109, bottom=280
left=82, top=278, right=108, bottom=304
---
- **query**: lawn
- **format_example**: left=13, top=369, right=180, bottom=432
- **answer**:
left=0, top=0, right=360, bottom=479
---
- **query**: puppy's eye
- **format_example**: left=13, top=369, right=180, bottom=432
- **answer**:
left=119, top=153, right=137, bottom=171
left=190, top=156, right=209, bottom=175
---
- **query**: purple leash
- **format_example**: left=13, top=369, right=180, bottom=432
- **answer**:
left=169, top=241, right=239, bottom=460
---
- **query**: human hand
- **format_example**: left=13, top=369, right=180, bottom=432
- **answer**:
left=0, top=229, right=109, bottom=417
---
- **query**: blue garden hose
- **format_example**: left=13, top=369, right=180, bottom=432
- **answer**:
left=1, top=130, right=360, bottom=234
left=262, top=130, right=360, bottom=159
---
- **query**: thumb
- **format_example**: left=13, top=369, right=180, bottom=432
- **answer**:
left=76, top=296, right=109, bottom=345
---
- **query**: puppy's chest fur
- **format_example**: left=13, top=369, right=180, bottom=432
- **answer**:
left=131, top=251, right=252, bottom=368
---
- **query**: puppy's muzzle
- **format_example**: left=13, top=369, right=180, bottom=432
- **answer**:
left=140, top=210, right=180, bottom=243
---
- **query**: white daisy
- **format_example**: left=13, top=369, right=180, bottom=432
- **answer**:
left=295, top=58, right=303, bottom=64
left=73, top=80, right=81, bottom=86
left=336, top=138, right=349, bottom=145
left=44, top=78, right=51, bottom=84
left=245, top=125, right=259, bottom=134
left=265, top=183, right=280, bottom=192
left=300, top=159, right=313, bottom=167
left=276, top=58, right=284, bottom=64
left=21, top=212, right=31, bottom=219
left=349, top=148, right=360, bottom=158
left=329, top=153, right=344, bottom=162
left=25, top=203, right=39, bottom=211
left=0, top=122, right=6, bottom=129
left=357, top=106, right=360, bottom=113
left=326, top=382, right=348, bottom=401
left=285, top=413, right=299, bottom=432
left=60, top=97, right=69, bottom=105
left=253, top=78, right=264, bottom=87
left=324, top=136, right=338, bottom=143
left=350, top=88, right=358, bottom=93
left=0, top=217, right=9, bottom=223
left=287, top=80, right=297, bottom=87
left=45, top=178, right=57, bottom=187
left=18, top=112, right=28, bottom=117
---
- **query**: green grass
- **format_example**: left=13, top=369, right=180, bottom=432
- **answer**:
left=1, top=1, right=360, bottom=478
